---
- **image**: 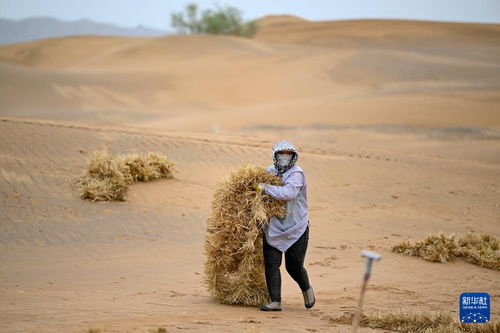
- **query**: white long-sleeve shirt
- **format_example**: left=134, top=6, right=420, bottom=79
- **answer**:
left=263, top=165, right=309, bottom=252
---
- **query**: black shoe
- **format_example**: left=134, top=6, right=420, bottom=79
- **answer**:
left=260, top=301, right=282, bottom=311
left=303, top=287, right=315, bottom=309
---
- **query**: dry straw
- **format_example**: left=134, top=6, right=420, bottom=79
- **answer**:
left=204, top=164, right=286, bottom=305
left=392, top=232, right=500, bottom=271
left=79, top=149, right=174, bottom=201
left=329, top=311, right=498, bottom=332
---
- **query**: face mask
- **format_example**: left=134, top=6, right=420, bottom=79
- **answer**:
left=276, top=153, right=292, bottom=167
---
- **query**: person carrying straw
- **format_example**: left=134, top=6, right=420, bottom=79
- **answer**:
left=256, top=140, right=315, bottom=311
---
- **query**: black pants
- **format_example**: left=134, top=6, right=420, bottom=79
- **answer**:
left=263, top=226, right=311, bottom=302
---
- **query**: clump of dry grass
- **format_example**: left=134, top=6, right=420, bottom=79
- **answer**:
left=122, top=152, right=174, bottom=182
left=204, top=164, right=287, bottom=305
left=453, top=233, right=500, bottom=270
left=360, top=311, right=453, bottom=332
left=455, top=321, right=500, bottom=333
left=328, top=311, right=498, bottom=332
left=87, top=329, right=102, bottom=333
left=392, top=232, right=500, bottom=270
left=392, top=233, right=457, bottom=263
left=148, top=328, right=168, bottom=333
left=78, top=149, right=174, bottom=201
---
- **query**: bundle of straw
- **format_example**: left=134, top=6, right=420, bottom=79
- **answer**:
left=392, top=232, right=500, bottom=270
left=329, top=311, right=498, bottom=333
left=79, top=149, right=174, bottom=201
left=204, top=164, right=287, bottom=305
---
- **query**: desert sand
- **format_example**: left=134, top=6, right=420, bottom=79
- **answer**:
left=0, top=16, right=499, bottom=332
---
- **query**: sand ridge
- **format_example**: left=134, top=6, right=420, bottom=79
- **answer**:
left=0, top=117, right=499, bottom=332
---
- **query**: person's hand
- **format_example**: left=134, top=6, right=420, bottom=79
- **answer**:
left=255, top=183, right=266, bottom=192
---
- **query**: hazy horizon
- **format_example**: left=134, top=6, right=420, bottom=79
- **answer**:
left=1, top=0, right=500, bottom=31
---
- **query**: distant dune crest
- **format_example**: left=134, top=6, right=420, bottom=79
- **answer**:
left=0, top=17, right=499, bottom=130
left=256, top=14, right=309, bottom=27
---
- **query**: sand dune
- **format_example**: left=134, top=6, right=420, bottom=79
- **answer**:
left=0, top=17, right=499, bottom=332
left=255, top=18, right=500, bottom=51
left=1, top=19, right=499, bottom=130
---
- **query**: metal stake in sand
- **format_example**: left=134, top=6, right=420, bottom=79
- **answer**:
left=352, top=250, right=381, bottom=333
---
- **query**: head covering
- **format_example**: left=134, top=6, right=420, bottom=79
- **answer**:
left=272, top=140, right=298, bottom=176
